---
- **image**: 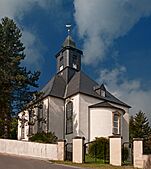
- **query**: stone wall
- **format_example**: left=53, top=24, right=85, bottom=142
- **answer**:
left=0, top=139, right=58, bottom=160
left=133, top=138, right=151, bottom=169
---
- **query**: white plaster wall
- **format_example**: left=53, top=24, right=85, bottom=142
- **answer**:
left=90, top=107, right=124, bottom=141
left=90, top=108, right=112, bottom=141
left=0, top=139, right=58, bottom=160
left=79, top=94, right=101, bottom=142
left=18, top=110, right=29, bottom=141
left=65, top=94, right=80, bottom=142
left=48, top=96, right=64, bottom=139
left=110, top=137, right=122, bottom=166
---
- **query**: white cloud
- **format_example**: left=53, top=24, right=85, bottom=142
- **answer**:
left=0, top=0, right=53, bottom=69
left=98, top=67, right=151, bottom=124
left=21, top=30, right=44, bottom=69
left=0, top=0, right=51, bottom=19
left=74, top=0, right=151, bottom=64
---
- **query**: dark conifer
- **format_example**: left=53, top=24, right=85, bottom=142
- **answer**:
left=0, top=17, right=40, bottom=138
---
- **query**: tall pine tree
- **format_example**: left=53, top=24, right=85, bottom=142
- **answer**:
left=129, top=111, right=151, bottom=154
left=0, top=17, right=40, bottom=138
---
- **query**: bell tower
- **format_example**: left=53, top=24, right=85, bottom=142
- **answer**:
left=55, top=25, right=83, bottom=83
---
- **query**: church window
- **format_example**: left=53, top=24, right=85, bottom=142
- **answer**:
left=72, top=55, right=77, bottom=69
left=66, top=101, right=73, bottom=134
left=28, top=110, right=34, bottom=135
left=59, top=56, right=64, bottom=71
left=37, top=103, right=43, bottom=133
left=21, top=123, right=25, bottom=139
left=112, top=112, right=121, bottom=135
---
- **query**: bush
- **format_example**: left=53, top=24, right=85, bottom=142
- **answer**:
left=88, top=137, right=109, bottom=160
left=29, top=131, right=58, bottom=144
left=144, top=137, right=151, bottom=154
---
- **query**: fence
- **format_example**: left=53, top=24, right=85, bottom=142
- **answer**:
left=2, top=137, right=149, bottom=168
left=65, top=143, right=72, bottom=161
left=83, top=141, right=109, bottom=164
left=122, top=142, right=133, bottom=165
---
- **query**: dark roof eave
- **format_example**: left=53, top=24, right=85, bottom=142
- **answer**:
left=66, top=91, right=131, bottom=108
left=89, top=102, right=126, bottom=114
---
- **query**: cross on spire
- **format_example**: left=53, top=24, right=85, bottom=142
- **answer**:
left=66, top=24, right=71, bottom=35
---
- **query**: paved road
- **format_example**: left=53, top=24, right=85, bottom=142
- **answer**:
left=0, top=154, right=84, bottom=169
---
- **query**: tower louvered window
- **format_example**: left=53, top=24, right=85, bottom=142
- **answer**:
left=66, top=101, right=73, bottom=134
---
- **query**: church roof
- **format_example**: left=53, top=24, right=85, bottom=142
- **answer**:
left=41, top=75, right=66, bottom=98
left=89, top=101, right=126, bottom=113
left=41, top=70, right=131, bottom=108
left=62, top=35, right=76, bottom=48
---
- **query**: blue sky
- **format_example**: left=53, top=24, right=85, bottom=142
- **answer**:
left=0, top=0, right=151, bottom=122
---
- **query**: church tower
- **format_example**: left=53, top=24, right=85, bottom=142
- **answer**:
left=55, top=32, right=83, bottom=83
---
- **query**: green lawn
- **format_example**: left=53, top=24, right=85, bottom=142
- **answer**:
left=52, top=161, right=136, bottom=169
left=84, top=154, right=109, bottom=164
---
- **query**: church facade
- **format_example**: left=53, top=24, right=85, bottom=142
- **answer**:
left=18, top=35, right=130, bottom=143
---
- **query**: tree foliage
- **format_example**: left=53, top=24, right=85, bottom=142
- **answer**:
left=29, top=132, right=58, bottom=144
left=129, top=111, right=151, bottom=154
left=0, top=17, right=40, bottom=138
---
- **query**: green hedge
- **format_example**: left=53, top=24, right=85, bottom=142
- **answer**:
left=88, top=137, right=109, bottom=160
left=29, top=131, right=58, bottom=144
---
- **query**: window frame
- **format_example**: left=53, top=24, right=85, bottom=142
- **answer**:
left=112, top=111, right=121, bottom=135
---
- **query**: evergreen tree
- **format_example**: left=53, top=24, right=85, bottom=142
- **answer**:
left=129, top=116, right=135, bottom=142
left=129, top=111, right=151, bottom=154
left=133, top=111, right=151, bottom=139
left=0, top=17, right=40, bottom=138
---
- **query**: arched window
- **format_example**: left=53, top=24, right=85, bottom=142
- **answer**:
left=21, top=122, right=25, bottom=139
left=66, top=101, right=73, bottom=134
left=112, top=112, right=121, bottom=135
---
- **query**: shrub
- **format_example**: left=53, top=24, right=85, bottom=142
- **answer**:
left=88, top=137, right=109, bottom=160
left=29, top=131, right=58, bottom=144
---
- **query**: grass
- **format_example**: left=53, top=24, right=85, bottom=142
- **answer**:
left=84, top=154, right=109, bottom=164
left=51, top=153, right=135, bottom=169
left=52, top=160, right=136, bottom=169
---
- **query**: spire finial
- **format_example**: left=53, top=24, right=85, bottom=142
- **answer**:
left=66, top=24, right=71, bottom=35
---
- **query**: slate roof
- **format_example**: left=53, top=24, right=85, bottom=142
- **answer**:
left=41, top=75, right=66, bottom=98
left=41, top=70, right=131, bottom=108
left=62, top=35, right=76, bottom=48
left=89, top=101, right=126, bottom=113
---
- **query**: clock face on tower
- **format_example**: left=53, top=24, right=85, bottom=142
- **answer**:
left=73, top=63, right=77, bottom=69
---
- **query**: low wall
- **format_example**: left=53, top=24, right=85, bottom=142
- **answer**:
left=0, top=139, right=58, bottom=160
left=133, top=139, right=151, bottom=168
left=143, top=155, right=151, bottom=169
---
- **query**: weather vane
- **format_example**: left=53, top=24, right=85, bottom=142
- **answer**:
left=66, top=24, right=71, bottom=35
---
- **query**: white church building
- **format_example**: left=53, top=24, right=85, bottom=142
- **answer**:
left=18, top=34, right=130, bottom=143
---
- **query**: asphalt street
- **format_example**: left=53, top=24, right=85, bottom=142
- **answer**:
left=0, top=154, right=85, bottom=169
